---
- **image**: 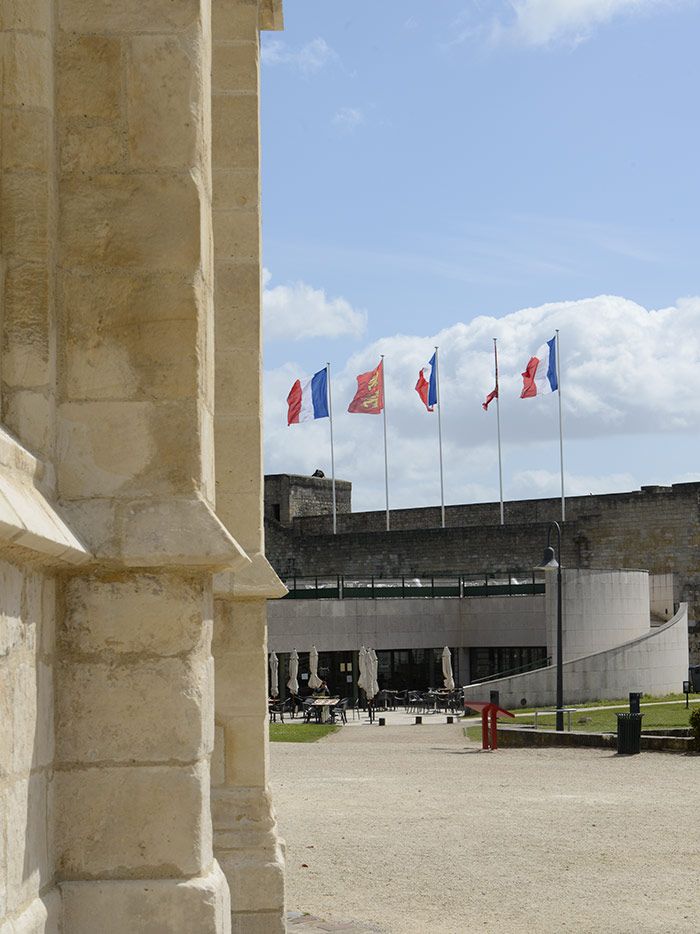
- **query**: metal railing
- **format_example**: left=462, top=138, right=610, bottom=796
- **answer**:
left=282, top=571, right=545, bottom=600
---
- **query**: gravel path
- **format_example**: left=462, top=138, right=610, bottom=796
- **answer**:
left=271, top=724, right=700, bottom=934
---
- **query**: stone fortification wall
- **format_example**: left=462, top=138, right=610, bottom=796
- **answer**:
left=463, top=603, right=690, bottom=708
left=265, top=481, right=700, bottom=625
left=264, top=474, right=351, bottom=527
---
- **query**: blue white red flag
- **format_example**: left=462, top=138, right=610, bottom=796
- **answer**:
left=520, top=336, right=558, bottom=398
left=287, top=368, right=329, bottom=425
left=415, top=352, right=438, bottom=411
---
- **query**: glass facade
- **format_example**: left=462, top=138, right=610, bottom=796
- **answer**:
left=469, top=646, right=548, bottom=682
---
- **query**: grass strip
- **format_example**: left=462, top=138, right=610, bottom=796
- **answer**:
left=269, top=723, right=339, bottom=743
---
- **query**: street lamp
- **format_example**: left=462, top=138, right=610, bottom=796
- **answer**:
left=539, top=522, right=564, bottom=732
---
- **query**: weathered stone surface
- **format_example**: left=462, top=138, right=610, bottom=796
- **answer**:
left=213, top=210, right=259, bottom=262
left=0, top=0, right=51, bottom=32
left=60, top=272, right=199, bottom=402
left=1, top=174, right=49, bottom=261
left=212, top=44, right=258, bottom=94
left=128, top=35, right=200, bottom=168
left=57, top=36, right=122, bottom=120
left=2, top=111, right=50, bottom=173
left=60, top=124, right=122, bottom=174
left=60, top=865, right=231, bottom=934
left=57, top=0, right=200, bottom=33
left=212, top=0, right=258, bottom=42
left=5, top=774, right=50, bottom=913
left=56, top=655, right=214, bottom=763
left=54, top=763, right=212, bottom=878
left=59, top=174, right=201, bottom=270
left=2, top=33, right=51, bottom=109
left=61, top=572, right=208, bottom=656
left=3, top=265, right=50, bottom=388
left=212, top=96, right=258, bottom=169
left=3, top=390, right=52, bottom=457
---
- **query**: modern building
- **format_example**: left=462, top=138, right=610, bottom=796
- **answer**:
left=265, top=474, right=694, bottom=703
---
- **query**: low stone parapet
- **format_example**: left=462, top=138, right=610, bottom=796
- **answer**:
left=496, top=727, right=693, bottom=753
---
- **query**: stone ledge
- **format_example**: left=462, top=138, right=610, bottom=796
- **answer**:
left=259, top=0, right=284, bottom=31
left=60, top=494, right=251, bottom=571
left=0, top=428, right=89, bottom=566
left=214, top=552, right=287, bottom=601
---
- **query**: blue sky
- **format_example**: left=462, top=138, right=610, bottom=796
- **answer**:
left=260, top=1, right=700, bottom=511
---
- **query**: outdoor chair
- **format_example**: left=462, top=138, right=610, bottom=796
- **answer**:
left=406, top=691, right=423, bottom=714
left=301, top=697, right=319, bottom=723
left=331, top=698, right=349, bottom=725
left=268, top=697, right=291, bottom=723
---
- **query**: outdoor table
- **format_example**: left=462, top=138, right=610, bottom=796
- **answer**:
left=310, top=697, right=339, bottom=723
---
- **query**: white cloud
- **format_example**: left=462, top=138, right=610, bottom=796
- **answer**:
left=495, top=0, right=678, bottom=47
left=264, top=294, right=700, bottom=510
left=332, top=107, right=365, bottom=133
left=263, top=270, right=367, bottom=341
left=261, top=37, right=336, bottom=74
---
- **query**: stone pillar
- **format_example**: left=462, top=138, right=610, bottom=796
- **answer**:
left=210, top=2, right=287, bottom=932
left=52, top=0, right=242, bottom=928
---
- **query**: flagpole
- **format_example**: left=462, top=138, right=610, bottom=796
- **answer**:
left=493, top=338, right=505, bottom=526
left=380, top=354, right=390, bottom=532
left=326, top=361, right=337, bottom=535
left=434, top=346, right=446, bottom=529
left=555, top=329, right=565, bottom=522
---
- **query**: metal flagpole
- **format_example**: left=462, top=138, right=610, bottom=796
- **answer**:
left=434, top=346, right=446, bottom=529
left=380, top=354, right=390, bottom=532
left=493, top=338, right=505, bottom=526
left=555, top=329, right=565, bottom=522
left=326, top=362, right=337, bottom=535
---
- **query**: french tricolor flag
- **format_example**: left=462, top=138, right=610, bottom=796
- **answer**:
left=520, top=336, right=559, bottom=398
left=287, top=368, right=330, bottom=425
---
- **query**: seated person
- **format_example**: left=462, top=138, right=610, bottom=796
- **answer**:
left=314, top=679, right=329, bottom=696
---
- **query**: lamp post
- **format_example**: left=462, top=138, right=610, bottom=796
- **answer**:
left=539, top=522, right=564, bottom=732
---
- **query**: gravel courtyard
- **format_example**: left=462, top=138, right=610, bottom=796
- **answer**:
left=271, top=724, right=699, bottom=934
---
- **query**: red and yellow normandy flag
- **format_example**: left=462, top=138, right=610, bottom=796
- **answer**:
left=347, top=360, right=384, bottom=414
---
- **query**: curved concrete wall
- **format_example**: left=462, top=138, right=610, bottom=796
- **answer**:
left=463, top=603, right=689, bottom=708
left=546, top=568, right=651, bottom=662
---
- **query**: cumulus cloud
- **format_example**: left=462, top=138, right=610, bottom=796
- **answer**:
left=264, top=294, right=700, bottom=509
left=263, top=270, right=367, bottom=341
left=494, top=0, right=678, bottom=46
left=261, top=37, right=336, bottom=74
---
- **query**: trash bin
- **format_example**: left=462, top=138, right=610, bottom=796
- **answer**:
left=690, top=665, right=700, bottom=693
left=616, top=712, right=643, bottom=755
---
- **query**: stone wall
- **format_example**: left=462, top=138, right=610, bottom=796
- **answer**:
left=264, top=474, right=352, bottom=527
left=265, top=481, right=700, bottom=625
left=1, top=1, right=287, bottom=931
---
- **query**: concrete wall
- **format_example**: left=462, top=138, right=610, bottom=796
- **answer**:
left=545, top=568, right=651, bottom=663
left=268, top=594, right=546, bottom=654
left=463, top=604, right=690, bottom=708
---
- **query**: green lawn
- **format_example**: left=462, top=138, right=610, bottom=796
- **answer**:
left=269, top=723, right=339, bottom=743
left=464, top=696, right=697, bottom=738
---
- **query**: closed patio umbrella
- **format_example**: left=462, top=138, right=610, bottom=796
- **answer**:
left=287, top=648, right=299, bottom=697
left=269, top=651, right=279, bottom=698
left=442, top=646, right=455, bottom=691
left=358, top=645, right=370, bottom=696
left=366, top=648, right=379, bottom=701
left=308, top=644, right=323, bottom=690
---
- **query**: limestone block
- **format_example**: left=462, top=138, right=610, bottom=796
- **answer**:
left=215, top=424, right=261, bottom=499
left=6, top=774, right=49, bottom=914
left=1, top=111, right=50, bottom=173
left=221, top=857, right=284, bottom=914
left=56, top=655, right=214, bottom=763
left=215, top=491, right=263, bottom=555
left=40, top=576, right=55, bottom=658
left=60, top=271, right=198, bottom=402
left=128, top=35, right=200, bottom=169
left=222, top=717, right=266, bottom=787
left=2, top=33, right=51, bottom=109
left=3, top=264, right=50, bottom=388
left=213, top=210, right=259, bottom=263
left=57, top=400, right=199, bottom=498
left=54, top=762, right=212, bottom=878
left=60, top=864, right=231, bottom=934
left=59, top=174, right=201, bottom=271
left=212, top=169, right=258, bottom=211
left=214, top=262, right=261, bottom=347
left=212, top=43, right=258, bottom=94
left=215, top=353, right=260, bottom=410
left=212, top=96, right=258, bottom=170
left=60, top=572, right=207, bottom=657
left=0, top=0, right=51, bottom=32
left=212, top=0, right=258, bottom=41
left=215, top=645, right=266, bottom=716
left=60, top=124, right=122, bottom=174
left=57, top=36, right=121, bottom=120
left=212, top=724, right=225, bottom=786
left=231, top=911, right=285, bottom=934
left=57, top=0, right=200, bottom=33
left=3, top=390, right=51, bottom=456
left=1, top=174, right=49, bottom=261
left=3, top=890, right=61, bottom=934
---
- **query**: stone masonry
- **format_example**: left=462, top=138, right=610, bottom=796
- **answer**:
left=1, top=1, right=286, bottom=932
